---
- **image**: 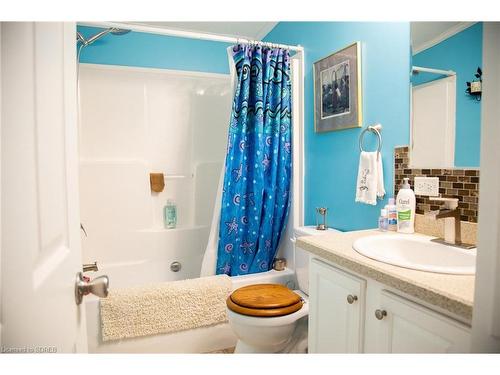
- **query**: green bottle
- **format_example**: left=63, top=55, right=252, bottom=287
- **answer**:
left=163, top=199, right=177, bottom=229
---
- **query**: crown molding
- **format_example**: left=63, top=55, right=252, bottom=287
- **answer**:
left=254, top=22, right=279, bottom=41
left=413, top=22, right=477, bottom=55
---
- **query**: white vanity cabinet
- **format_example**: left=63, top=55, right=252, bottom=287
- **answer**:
left=307, top=255, right=471, bottom=353
left=308, top=258, right=366, bottom=353
left=370, top=291, right=471, bottom=353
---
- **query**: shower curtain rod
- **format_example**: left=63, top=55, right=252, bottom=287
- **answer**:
left=412, top=66, right=456, bottom=76
left=78, top=22, right=304, bottom=52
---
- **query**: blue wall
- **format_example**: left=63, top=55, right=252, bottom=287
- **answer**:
left=77, top=26, right=231, bottom=74
left=264, top=22, right=411, bottom=231
left=412, top=23, right=482, bottom=167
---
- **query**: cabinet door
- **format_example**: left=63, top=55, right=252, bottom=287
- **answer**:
left=374, top=291, right=471, bottom=353
left=308, top=258, right=366, bottom=353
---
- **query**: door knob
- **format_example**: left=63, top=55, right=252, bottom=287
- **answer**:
left=375, top=309, right=387, bottom=320
left=75, top=272, right=109, bottom=305
left=347, top=294, right=358, bottom=304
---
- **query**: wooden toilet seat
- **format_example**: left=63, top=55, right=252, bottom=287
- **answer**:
left=226, top=284, right=303, bottom=317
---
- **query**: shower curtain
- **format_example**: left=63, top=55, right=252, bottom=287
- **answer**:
left=215, top=44, right=293, bottom=276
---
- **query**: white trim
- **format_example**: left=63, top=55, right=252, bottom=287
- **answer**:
left=291, top=50, right=305, bottom=227
left=412, top=66, right=456, bottom=77
left=472, top=21, right=500, bottom=352
left=79, top=62, right=231, bottom=80
left=0, top=22, right=3, bottom=349
left=77, top=21, right=304, bottom=52
left=412, top=22, right=477, bottom=55
left=297, top=50, right=305, bottom=226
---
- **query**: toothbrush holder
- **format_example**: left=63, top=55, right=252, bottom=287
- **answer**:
left=315, top=207, right=328, bottom=230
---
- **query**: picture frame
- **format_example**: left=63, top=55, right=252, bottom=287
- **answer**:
left=313, top=42, right=362, bottom=132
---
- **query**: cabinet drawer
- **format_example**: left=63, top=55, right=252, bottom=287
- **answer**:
left=308, top=258, right=366, bottom=353
left=375, top=290, right=471, bottom=353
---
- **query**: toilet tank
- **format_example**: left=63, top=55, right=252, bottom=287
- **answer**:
left=293, top=226, right=340, bottom=295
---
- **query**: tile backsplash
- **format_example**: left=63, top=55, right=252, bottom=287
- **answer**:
left=394, top=146, right=480, bottom=223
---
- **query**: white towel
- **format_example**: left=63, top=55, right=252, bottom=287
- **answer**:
left=355, top=151, right=385, bottom=205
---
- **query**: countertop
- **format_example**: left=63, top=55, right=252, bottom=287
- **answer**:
left=297, top=229, right=475, bottom=321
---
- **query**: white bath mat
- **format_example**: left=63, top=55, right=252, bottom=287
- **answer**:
left=100, top=274, right=232, bottom=341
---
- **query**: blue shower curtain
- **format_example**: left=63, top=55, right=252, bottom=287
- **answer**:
left=216, top=44, right=292, bottom=276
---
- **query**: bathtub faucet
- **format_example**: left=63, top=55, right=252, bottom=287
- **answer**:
left=83, top=261, right=99, bottom=272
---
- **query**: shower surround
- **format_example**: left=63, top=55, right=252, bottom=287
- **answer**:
left=78, top=63, right=232, bottom=284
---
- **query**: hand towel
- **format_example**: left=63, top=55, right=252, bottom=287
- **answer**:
left=355, top=151, right=385, bottom=205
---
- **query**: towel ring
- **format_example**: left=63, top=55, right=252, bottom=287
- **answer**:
left=359, top=124, right=382, bottom=154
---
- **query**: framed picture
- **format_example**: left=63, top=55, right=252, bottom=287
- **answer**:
left=313, top=42, right=362, bottom=132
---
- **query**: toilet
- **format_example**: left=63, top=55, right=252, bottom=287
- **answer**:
left=226, top=225, right=339, bottom=353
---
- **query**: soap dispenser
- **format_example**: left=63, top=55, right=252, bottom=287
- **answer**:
left=396, top=178, right=416, bottom=233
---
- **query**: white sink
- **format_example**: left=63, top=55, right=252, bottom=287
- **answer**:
left=352, top=234, right=476, bottom=275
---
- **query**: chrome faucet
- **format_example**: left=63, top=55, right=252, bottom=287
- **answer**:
left=83, top=261, right=99, bottom=272
left=426, top=197, right=474, bottom=249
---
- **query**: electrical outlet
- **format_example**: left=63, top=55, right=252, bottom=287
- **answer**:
left=414, top=177, right=440, bottom=196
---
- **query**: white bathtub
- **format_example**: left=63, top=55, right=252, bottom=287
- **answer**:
left=85, top=268, right=296, bottom=353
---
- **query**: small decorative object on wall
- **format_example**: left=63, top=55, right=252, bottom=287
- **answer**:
left=314, top=42, right=362, bottom=132
left=466, top=66, right=482, bottom=101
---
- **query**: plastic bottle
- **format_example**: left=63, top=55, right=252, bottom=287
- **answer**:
left=386, top=197, right=398, bottom=231
left=396, top=178, right=416, bottom=234
left=378, top=208, right=388, bottom=231
left=163, top=199, right=177, bottom=229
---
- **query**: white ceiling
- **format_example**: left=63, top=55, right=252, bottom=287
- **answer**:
left=411, top=22, right=475, bottom=54
left=129, top=22, right=278, bottom=40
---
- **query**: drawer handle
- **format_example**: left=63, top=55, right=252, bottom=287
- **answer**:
left=375, top=309, right=387, bottom=320
left=346, top=294, right=358, bottom=304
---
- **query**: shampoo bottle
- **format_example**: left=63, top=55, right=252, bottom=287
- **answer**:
left=396, top=178, right=415, bottom=234
left=164, top=199, right=177, bottom=229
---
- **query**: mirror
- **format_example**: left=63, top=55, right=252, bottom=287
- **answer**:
left=410, top=22, right=482, bottom=168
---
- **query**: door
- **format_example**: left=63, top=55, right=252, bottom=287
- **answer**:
left=411, top=75, right=456, bottom=168
left=308, top=258, right=366, bottom=353
left=1, top=22, right=87, bottom=353
left=374, top=291, right=470, bottom=353
left=472, top=22, right=500, bottom=352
